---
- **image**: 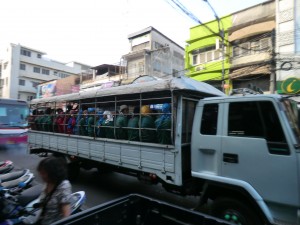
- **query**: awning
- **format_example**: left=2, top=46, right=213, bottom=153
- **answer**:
left=230, top=65, right=271, bottom=79
left=229, top=21, right=275, bottom=41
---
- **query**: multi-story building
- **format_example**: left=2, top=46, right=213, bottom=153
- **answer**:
left=122, top=27, right=185, bottom=82
left=276, top=0, right=300, bottom=96
left=185, top=16, right=232, bottom=92
left=0, top=43, right=91, bottom=101
left=185, top=0, right=275, bottom=94
left=229, top=0, right=275, bottom=93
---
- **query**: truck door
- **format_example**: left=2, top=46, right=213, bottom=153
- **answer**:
left=221, top=100, right=299, bottom=210
left=191, top=101, right=223, bottom=175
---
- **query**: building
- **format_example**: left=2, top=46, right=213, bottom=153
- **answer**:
left=185, top=0, right=275, bottom=94
left=122, top=27, right=185, bottom=82
left=276, top=0, right=300, bottom=95
left=80, top=64, right=125, bottom=91
left=185, top=16, right=232, bottom=92
left=0, top=43, right=91, bottom=101
left=229, top=0, right=275, bottom=93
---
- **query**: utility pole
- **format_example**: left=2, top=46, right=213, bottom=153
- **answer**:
left=270, top=29, right=276, bottom=94
left=203, top=0, right=225, bottom=93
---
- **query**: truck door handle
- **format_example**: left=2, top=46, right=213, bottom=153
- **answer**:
left=223, top=153, right=238, bottom=164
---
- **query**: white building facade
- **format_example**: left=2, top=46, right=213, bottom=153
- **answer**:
left=0, top=44, right=90, bottom=101
left=123, top=27, right=185, bottom=81
left=276, top=0, right=300, bottom=95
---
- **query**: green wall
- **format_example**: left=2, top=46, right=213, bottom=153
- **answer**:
left=185, top=15, right=232, bottom=91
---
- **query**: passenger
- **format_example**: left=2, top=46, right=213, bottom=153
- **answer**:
left=155, top=103, right=172, bottom=145
left=79, top=110, right=88, bottom=136
left=66, top=110, right=76, bottom=134
left=100, top=111, right=114, bottom=139
left=73, top=110, right=82, bottom=135
left=87, top=108, right=95, bottom=137
left=36, top=157, right=72, bottom=225
left=43, top=108, right=53, bottom=132
left=128, top=106, right=140, bottom=142
left=29, top=109, right=37, bottom=130
left=56, top=110, right=65, bottom=133
left=35, top=111, right=44, bottom=131
left=96, top=111, right=104, bottom=137
left=140, top=105, right=157, bottom=143
left=115, top=105, right=129, bottom=140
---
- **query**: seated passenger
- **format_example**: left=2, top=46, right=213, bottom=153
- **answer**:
left=155, top=103, right=172, bottom=145
left=87, top=108, right=95, bottom=137
left=96, top=111, right=104, bottom=137
left=140, top=105, right=157, bottom=143
left=128, top=107, right=140, bottom=142
left=99, top=111, right=114, bottom=139
left=73, top=110, right=82, bottom=135
left=43, top=108, right=53, bottom=132
left=79, top=110, right=88, bottom=136
left=56, top=110, right=65, bottom=133
left=116, top=105, right=129, bottom=140
left=67, top=110, right=77, bottom=134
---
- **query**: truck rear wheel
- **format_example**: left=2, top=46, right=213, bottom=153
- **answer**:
left=211, top=197, right=263, bottom=225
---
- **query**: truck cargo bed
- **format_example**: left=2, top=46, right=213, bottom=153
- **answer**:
left=53, top=194, right=229, bottom=225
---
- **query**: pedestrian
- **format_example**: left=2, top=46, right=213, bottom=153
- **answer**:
left=36, top=157, right=72, bottom=225
left=140, top=105, right=157, bottom=143
left=79, top=110, right=88, bottom=136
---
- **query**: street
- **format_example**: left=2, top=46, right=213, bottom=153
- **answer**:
left=0, top=144, right=199, bottom=210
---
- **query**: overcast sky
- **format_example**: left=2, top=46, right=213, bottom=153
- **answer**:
left=0, top=0, right=265, bottom=66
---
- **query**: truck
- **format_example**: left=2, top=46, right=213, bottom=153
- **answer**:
left=28, top=76, right=300, bottom=225
left=53, top=194, right=230, bottom=225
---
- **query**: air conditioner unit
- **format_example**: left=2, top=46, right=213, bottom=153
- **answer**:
left=196, top=66, right=205, bottom=71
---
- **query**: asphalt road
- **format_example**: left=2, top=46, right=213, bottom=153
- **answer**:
left=0, top=144, right=199, bottom=210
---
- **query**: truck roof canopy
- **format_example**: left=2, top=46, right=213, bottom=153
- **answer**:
left=31, top=76, right=225, bottom=104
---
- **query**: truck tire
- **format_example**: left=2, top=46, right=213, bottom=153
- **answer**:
left=67, top=162, right=80, bottom=181
left=211, top=197, right=264, bottom=225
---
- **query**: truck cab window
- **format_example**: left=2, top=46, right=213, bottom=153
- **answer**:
left=200, top=104, right=218, bottom=135
left=228, top=101, right=289, bottom=155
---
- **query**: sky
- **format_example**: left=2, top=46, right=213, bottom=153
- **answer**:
left=0, top=0, right=266, bottom=66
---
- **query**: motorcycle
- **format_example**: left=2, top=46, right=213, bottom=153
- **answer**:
left=0, top=170, right=30, bottom=183
left=0, top=173, right=34, bottom=190
left=0, top=161, right=14, bottom=174
left=0, top=184, right=86, bottom=225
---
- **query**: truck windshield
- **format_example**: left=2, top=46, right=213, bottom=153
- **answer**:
left=281, top=99, right=300, bottom=144
left=0, top=104, right=29, bottom=128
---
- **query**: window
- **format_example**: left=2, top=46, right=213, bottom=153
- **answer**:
left=192, top=55, right=198, bottom=65
left=20, top=49, right=31, bottom=57
left=260, top=38, right=270, bottom=50
left=53, top=71, right=58, bottom=76
left=59, top=72, right=69, bottom=78
left=27, top=95, right=35, bottom=101
left=199, top=53, right=206, bottom=64
left=19, top=79, right=25, bottom=86
left=206, top=51, right=213, bottom=62
left=20, top=64, right=26, bottom=70
left=42, top=69, right=50, bottom=75
left=5, top=78, right=8, bottom=86
left=138, top=62, right=144, bottom=73
left=200, top=104, right=219, bottom=135
left=37, top=54, right=42, bottom=58
left=32, top=81, right=39, bottom=88
left=240, top=43, right=250, bottom=55
left=33, top=67, right=40, bottom=73
left=17, top=94, right=20, bottom=99
left=228, top=101, right=289, bottom=155
left=182, top=99, right=197, bottom=143
left=3, top=62, right=8, bottom=70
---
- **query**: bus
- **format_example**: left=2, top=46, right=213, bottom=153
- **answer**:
left=0, top=98, right=29, bottom=145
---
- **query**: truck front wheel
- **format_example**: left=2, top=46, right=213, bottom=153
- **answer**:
left=211, top=197, right=263, bottom=225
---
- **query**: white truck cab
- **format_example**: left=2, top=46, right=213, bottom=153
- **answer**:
left=192, top=95, right=300, bottom=225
